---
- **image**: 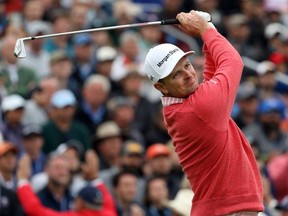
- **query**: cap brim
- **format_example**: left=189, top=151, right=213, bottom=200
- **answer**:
left=159, top=51, right=195, bottom=80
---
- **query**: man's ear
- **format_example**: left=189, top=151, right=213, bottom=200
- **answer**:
left=154, top=82, right=168, bottom=95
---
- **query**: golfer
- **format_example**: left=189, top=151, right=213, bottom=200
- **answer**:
left=144, top=11, right=264, bottom=215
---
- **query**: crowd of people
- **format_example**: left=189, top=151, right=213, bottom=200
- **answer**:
left=0, top=0, right=288, bottom=215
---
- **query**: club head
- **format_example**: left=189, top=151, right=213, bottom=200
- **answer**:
left=14, top=39, right=26, bottom=59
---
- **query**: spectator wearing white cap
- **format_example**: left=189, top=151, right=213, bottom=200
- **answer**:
left=256, top=60, right=279, bottom=100
left=0, top=94, right=26, bottom=151
left=42, top=89, right=90, bottom=155
left=18, top=20, right=52, bottom=79
left=95, top=46, right=121, bottom=95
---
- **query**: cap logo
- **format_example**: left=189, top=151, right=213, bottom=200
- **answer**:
left=149, top=75, right=154, bottom=81
left=157, top=48, right=180, bottom=68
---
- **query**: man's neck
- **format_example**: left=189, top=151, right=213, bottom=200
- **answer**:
left=47, top=182, right=66, bottom=201
left=54, top=119, right=71, bottom=131
left=118, top=199, right=131, bottom=213
left=0, top=171, right=13, bottom=182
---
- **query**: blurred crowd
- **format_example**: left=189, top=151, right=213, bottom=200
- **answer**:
left=0, top=0, right=288, bottom=215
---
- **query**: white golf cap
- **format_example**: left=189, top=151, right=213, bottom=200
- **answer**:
left=144, top=43, right=194, bottom=83
left=1, top=94, right=25, bottom=112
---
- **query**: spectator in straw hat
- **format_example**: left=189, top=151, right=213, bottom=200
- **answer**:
left=93, top=121, right=124, bottom=170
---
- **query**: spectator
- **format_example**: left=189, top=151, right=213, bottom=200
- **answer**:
left=31, top=140, right=86, bottom=197
left=93, top=121, right=123, bottom=170
left=75, top=75, right=111, bottom=134
left=110, top=31, right=144, bottom=82
left=0, top=94, right=25, bottom=151
left=42, top=89, right=90, bottom=154
left=0, top=36, right=38, bottom=98
left=166, top=140, right=184, bottom=181
left=138, top=18, right=162, bottom=60
left=146, top=143, right=181, bottom=199
left=0, top=183, right=21, bottom=216
left=225, top=13, right=265, bottom=62
left=36, top=154, right=73, bottom=211
left=21, top=124, right=46, bottom=176
left=17, top=154, right=116, bottom=216
left=145, top=102, right=171, bottom=147
left=43, top=10, right=73, bottom=55
left=22, top=76, right=59, bottom=126
left=0, top=141, right=18, bottom=190
left=109, top=0, right=142, bottom=45
left=117, top=70, right=153, bottom=136
left=81, top=150, right=118, bottom=216
left=19, top=20, right=52, bottom=79
left=99, top=140, right=146, bottom=204
left=256, top=60, right=279, bottom=100
left=48, top=51, right=80, bottom=98
left=243, top=97, right=288, bottom=159
left=23, top=0, right=45, bottom=26
left=233, top=81, right=259, bottom=129
left=94, top=46, right=121, bottom=95
left=112, top=170, right=144, bottom=216
left=144, top=176, right=172, bottom=216
left=70, top=33, right=96, bottom=89
left=69, top=1, right=90, bottom=31
left=107, top=96, right=145, bottom=145
left=266, top=153, right=288, bottom=203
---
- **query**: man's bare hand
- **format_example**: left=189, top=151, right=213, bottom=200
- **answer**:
left=81, top=150, right=99, bottom=181
left=176, top=11, right=214, bottom=36
left=17, top=154, right=31, bottom=180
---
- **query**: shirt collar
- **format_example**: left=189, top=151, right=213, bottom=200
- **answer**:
left=161, top=97, right=184, bottom=107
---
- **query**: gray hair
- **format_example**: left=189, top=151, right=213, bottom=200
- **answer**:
left=84, top=74, right=111, bottom=93
left=119, top=31, right=140, bottom=46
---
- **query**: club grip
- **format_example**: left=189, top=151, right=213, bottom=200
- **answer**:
left=161, top=19, right=180, bottom=25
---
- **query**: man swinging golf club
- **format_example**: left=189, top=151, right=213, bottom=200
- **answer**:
left=144, top=11, right=264, bottom=215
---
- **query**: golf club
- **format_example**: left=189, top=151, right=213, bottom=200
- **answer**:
left=14, top=12, right=211, bottom=59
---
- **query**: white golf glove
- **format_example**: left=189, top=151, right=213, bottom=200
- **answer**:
left=194, top=10, right=215, bottom=28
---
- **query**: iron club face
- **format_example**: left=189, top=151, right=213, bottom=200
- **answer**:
left=14, top=39, right=27, bottom=59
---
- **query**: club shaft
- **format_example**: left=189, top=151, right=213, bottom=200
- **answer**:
left=26, top=21, right=165, bottom=41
